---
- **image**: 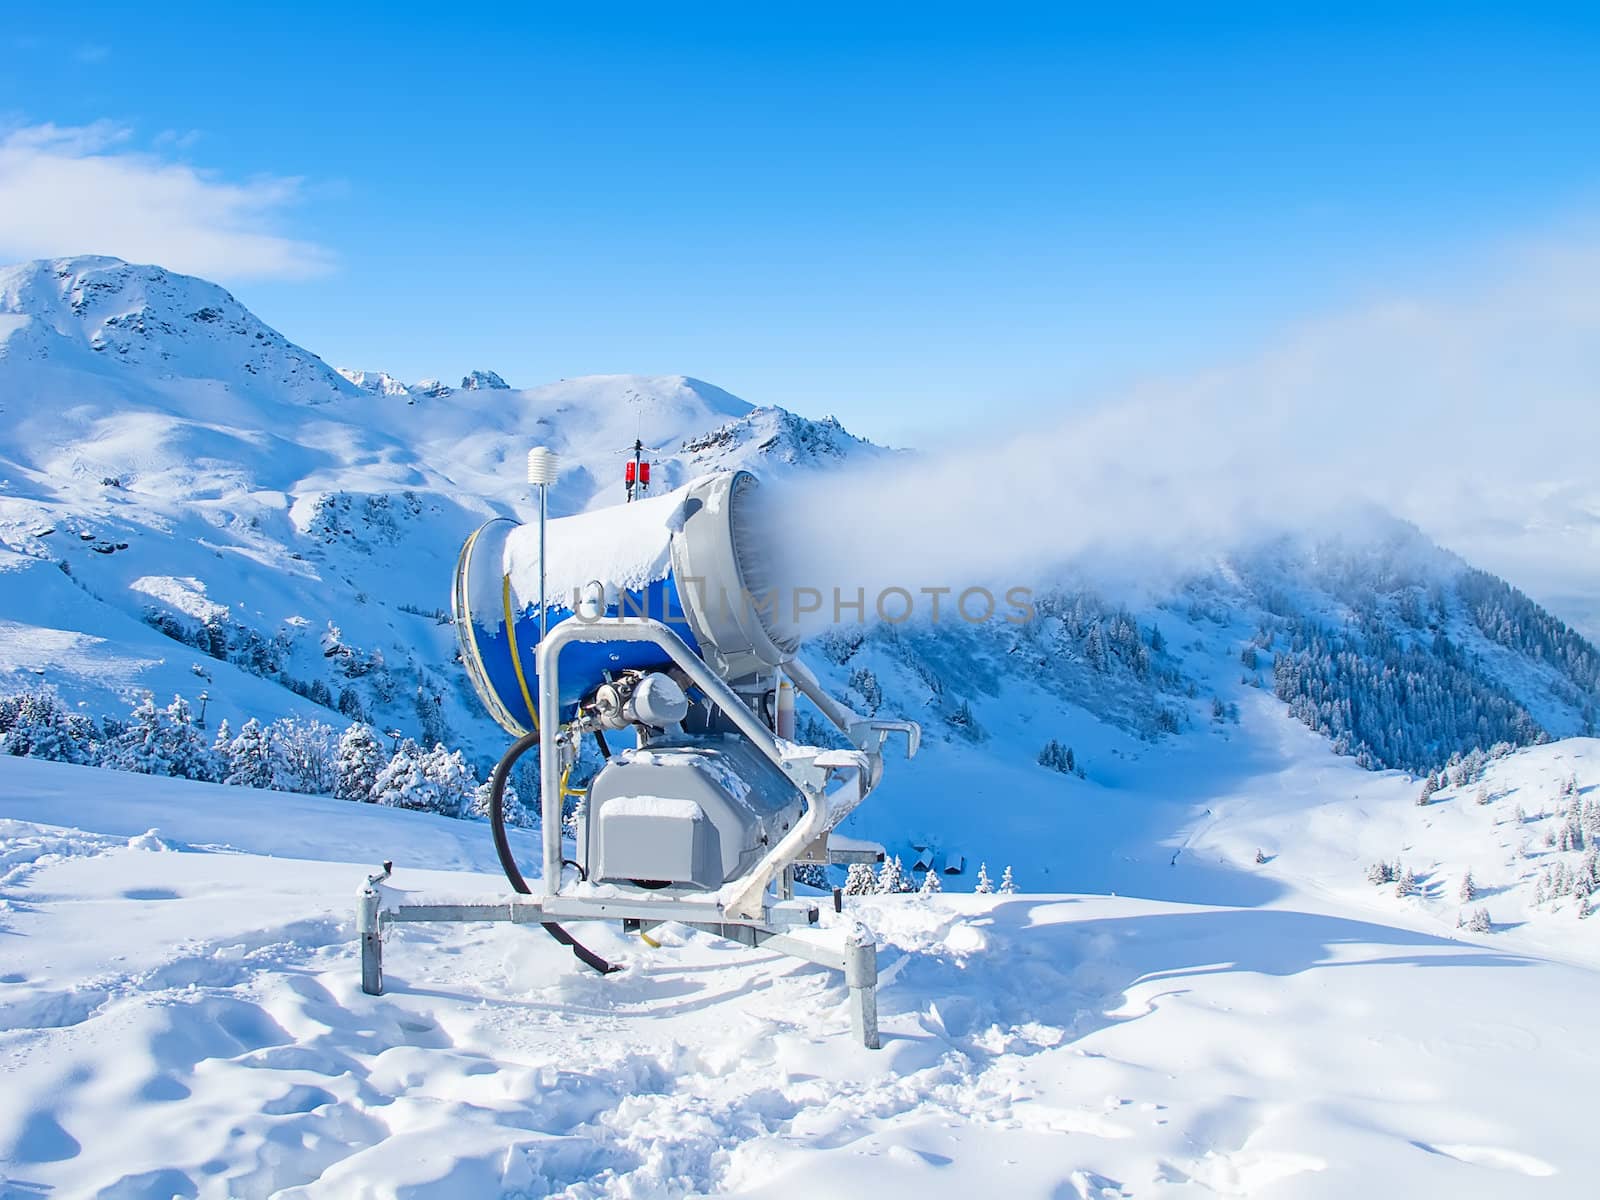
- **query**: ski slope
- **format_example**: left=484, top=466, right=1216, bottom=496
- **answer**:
left=4, top=725, right=1599, bottom=1198
left=6, top=253, right=1600, bottom=1198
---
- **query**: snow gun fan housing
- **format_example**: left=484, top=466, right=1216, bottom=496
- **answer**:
left=451, top=469, right=918, bottom=901
left=454, top=470, right=798, bottom=736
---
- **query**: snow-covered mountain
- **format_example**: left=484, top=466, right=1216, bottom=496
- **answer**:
left=0, top=256, right=890, bottom=761
left=2, top=253, right=1598, bottom=852
left=7, top=255, right=1600, bottom=1196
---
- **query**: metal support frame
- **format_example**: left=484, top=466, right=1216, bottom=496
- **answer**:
left=536, top=617, right=849, bottom=920
left=354, top=615, right=910, bottom=1050
left=358, top=871, right=880, bottom=1048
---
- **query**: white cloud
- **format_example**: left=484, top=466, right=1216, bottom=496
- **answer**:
left=0, top=121, right=332, bottom=280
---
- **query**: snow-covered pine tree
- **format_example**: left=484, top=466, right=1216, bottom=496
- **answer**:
left=414, top=687, right=449, bottom=749
left=210, top=718, right=232, bottom=757
left=974, top=862, right=994, bottom=894
left=371, top=739, right=432, bottom=811
left=222, top=717, right=278, bottom=789
left=199, top=613, right=229, bottom=660
left=160, top=696, right=217, bottom=781
left=843, top=862, right=876, bottom=896
left=1416, top=776, right=1438, bottom=806
left=876, top=855, right=909, bottom=894
left=1037, top=739, right=1075, bottom=774
left=271, top=718, right=339, bottom=795
left=1580, top=848, right=1600, bottom=898
left=918, top=866, right=942, bottom=896
left=420, top=744, right=475, bottom=818
left=947, top=694, right=972, bottom=732
left=1553, top=862, right=1573, bottom=897
left=1459, top=868, right=1477, bottom=903
left=0, top=689, right=97, bottom=764
left=1394, top=867, right=1417, bottom=898
left=336, top=686, right=365, bottom=721
left=1466, top=907, right=1492, bottom=933
left=792, top=863, right=830, bottom=890
left=847, top=666, right=883, bottom=713
left=467, top=775, right=531, bottom=827
left=109, top=694, right=217, bottom=781
left=109, top=695, right=166, bottom=776
left=998, top=865, right=1017, bottom=894
left=334, top=724, right=385, bottom=802
left=1558, top=816, right=1583, bottom=853
left=1365, top=861, right=1395, bottom=885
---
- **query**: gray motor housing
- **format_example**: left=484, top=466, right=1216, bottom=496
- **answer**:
left=582, top=734, right=805, bottom=889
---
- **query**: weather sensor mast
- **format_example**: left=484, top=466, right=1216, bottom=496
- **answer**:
left=623, top=438, right=652, bottom=502
left=358, top=467, right=919, bottom=1047
left=526, top=446, right=560, bottom=638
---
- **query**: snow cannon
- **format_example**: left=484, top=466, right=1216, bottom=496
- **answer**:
left=453, top=471, right=799, bottom=736
left=356, top=467, right=920, bottom=1047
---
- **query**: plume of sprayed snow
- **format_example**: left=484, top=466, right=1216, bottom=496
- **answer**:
left=756, top=233, right=1600, bottom=623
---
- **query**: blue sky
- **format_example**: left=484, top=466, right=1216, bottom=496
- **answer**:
left=3, top=2, right=1599, bottom=443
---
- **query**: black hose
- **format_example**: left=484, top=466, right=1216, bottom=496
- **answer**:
left=488, top=731, right=620, bottom=975
left=488, top=731, right=539, bottom=895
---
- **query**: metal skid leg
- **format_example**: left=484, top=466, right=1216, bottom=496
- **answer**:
left=726, top=922, right=881, bottom=1050
left=359, top=880, right=384, bottom=996
left=359, top=868, right=881, bottom=1047
left=843, top=927, right=880, bottom=1050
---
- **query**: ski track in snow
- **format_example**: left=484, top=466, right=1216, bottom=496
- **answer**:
left=3, top=757, right=1599, bottom=1197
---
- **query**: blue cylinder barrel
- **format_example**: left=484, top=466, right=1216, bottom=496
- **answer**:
left=452, top=488, right=707, bottom=736
left=454, top=471, right=798, bottom=737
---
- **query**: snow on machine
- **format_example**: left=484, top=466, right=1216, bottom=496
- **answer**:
left=358, top=459, right=917, bottom=1046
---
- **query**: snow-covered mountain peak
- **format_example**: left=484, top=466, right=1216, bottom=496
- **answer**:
left=682, top=404, right=891, bottom=471
left=335, top=368, right=412, bottom=398
left=0, top=255, right=357, bottom=406
left=460, top=369, right=509, bottom=390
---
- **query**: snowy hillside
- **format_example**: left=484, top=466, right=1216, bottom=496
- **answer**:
left=4, top=253, right=1600, bottom=879
left=6, top=253, right=1600, bottom=1195
left=4, top=724, right=1600, bottom=1197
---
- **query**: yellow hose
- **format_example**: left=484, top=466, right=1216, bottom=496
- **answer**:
left=500, top=573, right=539, bottom=736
